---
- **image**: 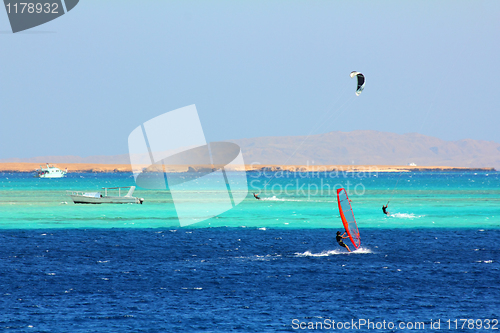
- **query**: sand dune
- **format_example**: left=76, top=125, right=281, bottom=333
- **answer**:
left=0, top=163, right=493, bottom=173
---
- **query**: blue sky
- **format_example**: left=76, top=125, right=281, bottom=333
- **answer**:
left=1, top=1, right=499, bottom=159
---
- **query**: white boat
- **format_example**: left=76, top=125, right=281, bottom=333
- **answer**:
left=34, top=164, right=67, bottom=178
left=67, top=186, right=144, bottom=204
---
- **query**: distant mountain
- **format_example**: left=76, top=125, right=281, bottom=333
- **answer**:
left=231, top=130, right=500, bottom=168
left=2, top=131, right=499, bottom=168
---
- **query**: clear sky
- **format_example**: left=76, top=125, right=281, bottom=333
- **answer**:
left=1, top=1, right=499, bottom=159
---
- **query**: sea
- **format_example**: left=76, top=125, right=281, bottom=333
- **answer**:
left=0, top=171, right=498, bottom=332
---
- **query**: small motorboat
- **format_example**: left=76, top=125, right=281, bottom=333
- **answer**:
left=67, top=186, right=144, bottom=204
left=34, top=163, right=67, bottom=178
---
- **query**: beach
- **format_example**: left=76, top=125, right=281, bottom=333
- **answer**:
left=0, top=162, right=494, bottom=173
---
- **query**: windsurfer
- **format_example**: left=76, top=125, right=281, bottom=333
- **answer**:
left=336, top=231, right=351, bottom=252
left=382, top=204, right=389, bottom=215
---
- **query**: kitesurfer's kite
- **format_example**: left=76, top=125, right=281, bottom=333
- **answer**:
left=350, top=71, right=365, bottom=96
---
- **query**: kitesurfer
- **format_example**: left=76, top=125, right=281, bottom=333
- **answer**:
left=253, top=193, right=261, bottom=200
left=382, top=204, right=389, bottom=215
left=336, top=231, right=351, bottom=252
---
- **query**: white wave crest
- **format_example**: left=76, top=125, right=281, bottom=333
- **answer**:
left=261, top=196, right=301, bottom=202
left=295, top=247, right=372, bottom=257
left=352, top=247, right=373, bottom=254
left=295, top=250, right=345, bottom=257
left=390, top=213, right=423, bottom=219
left=261, top=196, right=335, bottom=203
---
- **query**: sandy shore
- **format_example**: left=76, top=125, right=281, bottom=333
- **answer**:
left=0, top=163, right=138, bottom=173
left=0, top=163, right=494, bottom=173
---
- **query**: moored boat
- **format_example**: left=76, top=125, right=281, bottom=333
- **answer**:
left=67, top=186, right=144, bottom=204
left=34, top=164, right=67, bottom=178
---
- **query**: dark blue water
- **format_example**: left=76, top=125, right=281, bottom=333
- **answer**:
left=1, top=228, right=498, bottom=332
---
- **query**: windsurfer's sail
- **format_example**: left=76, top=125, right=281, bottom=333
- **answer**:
left=337, top=188, right=361, bottom=249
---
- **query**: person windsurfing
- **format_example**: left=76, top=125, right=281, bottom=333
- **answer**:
left=382, top=204, right=389, bottom=216
left=336, top=231, right=351, bottom=252
left=253, top=193, right=261, bottom=200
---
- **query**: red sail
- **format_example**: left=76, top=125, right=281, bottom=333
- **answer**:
left=337, top=188, right=361, bottom=249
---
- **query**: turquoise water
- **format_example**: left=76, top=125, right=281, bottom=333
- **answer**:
left=1, top=171, right=498, bottom=229
left=1, top=171, right=499, bottom=332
